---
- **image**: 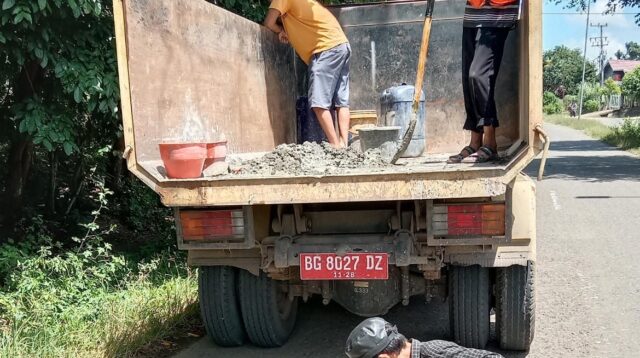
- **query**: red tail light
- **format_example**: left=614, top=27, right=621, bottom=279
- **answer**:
left=433, top=203, right=505, bottom=237
left=179, top=209, right=244, bottom=242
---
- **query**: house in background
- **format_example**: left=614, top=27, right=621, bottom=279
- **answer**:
left=603, top=59, right=640, bottom=82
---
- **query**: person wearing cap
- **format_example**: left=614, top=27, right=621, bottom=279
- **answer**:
left=263, top=0, right=351, bottom=148
left=345, top=317, right=503, bottom=358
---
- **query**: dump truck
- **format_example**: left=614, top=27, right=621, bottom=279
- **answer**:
left=113, top=0, right=547, bottom=351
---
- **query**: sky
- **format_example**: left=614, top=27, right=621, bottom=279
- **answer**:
left=543, top=0, right=640, bottom=62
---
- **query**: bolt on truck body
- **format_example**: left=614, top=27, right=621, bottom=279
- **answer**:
left=113, top=0, right=545, bottom=351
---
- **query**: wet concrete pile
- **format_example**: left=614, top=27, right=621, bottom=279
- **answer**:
left=238, top=142, right=388, bottom=176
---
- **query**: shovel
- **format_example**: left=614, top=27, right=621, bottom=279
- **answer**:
left=390, top=0, right=435, bottom=164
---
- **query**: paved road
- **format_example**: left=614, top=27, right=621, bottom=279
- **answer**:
left=175, top=124, right=640, bottom=358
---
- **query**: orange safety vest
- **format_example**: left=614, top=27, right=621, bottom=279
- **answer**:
left=468, top=0, right=518, bottom=8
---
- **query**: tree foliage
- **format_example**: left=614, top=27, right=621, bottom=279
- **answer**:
left=0, top=0, right=119, bottom=154
left=543, top=91, right=564, bottom=114
left=206, top=0, right=269, bottom=23
left=622, top=67, right=640, bottom=100
left=603, top=78, right=622, bottom=95
left=555, top=0, right=640, bottom=25
left=613, top=41, right=640, bottom=60
left=0, top=0, right=122, bottom=231
left=543, top=46, right=598, bottom=94
left=622, top=41, right=640, bottom=60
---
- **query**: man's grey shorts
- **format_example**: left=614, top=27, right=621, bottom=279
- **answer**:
left=308, top=43, right=351, bottom=110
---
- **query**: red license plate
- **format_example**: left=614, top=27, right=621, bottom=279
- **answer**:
left=299, top=253, right=388, bottom=280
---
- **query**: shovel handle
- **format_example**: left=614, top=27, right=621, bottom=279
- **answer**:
left=391, top=0, right=435, bottom=164
left=413, top=0, right=435, bottom=110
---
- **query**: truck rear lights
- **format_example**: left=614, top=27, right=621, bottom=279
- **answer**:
left=179, top=209, right=245, bottom=242
left=433, top=203, right=505, bottom=236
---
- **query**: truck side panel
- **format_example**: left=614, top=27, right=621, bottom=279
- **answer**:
left=122, top=0, right=297, bottom=161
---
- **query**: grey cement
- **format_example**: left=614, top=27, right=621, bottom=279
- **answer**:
left=239, top=142, right=387, bottom=176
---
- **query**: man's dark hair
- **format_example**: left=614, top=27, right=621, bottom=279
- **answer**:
left=375, top=322, right=407, bottom=357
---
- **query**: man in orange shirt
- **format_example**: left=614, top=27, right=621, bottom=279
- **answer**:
left=264, top=0, right=351, bottom=148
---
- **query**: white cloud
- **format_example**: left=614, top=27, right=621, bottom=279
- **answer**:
left=591, top=0, right=633, bottom=28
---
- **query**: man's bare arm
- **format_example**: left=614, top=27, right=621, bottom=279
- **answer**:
left=263, top=9, right=283, bottom=33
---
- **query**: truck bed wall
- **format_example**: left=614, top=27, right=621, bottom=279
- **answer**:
left=124, top=0, right=297, bottom=161
left=326, top=0, right=520, bottom=153
left=122, top=0, right=524, bottom=162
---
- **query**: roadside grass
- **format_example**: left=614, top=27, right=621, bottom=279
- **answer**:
left=545, top=114, right=640, bottom=155
left=0, top=246, right=198, bottom=358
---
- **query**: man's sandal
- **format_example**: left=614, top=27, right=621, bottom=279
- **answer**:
left=447, top=146, right=477, bottom=164
left=461, top=146, right=498, bottom=163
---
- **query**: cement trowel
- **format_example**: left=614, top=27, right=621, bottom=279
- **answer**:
left=390, top=0, right=435, bottom=164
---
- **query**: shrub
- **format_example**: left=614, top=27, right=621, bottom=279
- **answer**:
left=0, top=243, right=196, bottom=357
left=563, top=94, right=578, bottom=108
left=622, top=68, right=640, bottom=102
left=609, top=118, right=640, bottom=149
left=543, top=91, right=564, bottom=114
left=116, top=178, right=172, bottom=235
left=603, top=78, right=622, bottom=96
left=0, top=175, right=196, bottom=357
left=583, top=99, right=600, bottom=113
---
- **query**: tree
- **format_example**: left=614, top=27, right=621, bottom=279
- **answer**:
left=604, top=78, right=622, bottom=96
left=622, top=67, right=640, bottom=102
left=543, top=46, right=598, bottom=94
left=624, top=41, right=640, bottom=60
left=0, top=0, right=119, bottom=231
left=556, top=0, right=640, bottom=25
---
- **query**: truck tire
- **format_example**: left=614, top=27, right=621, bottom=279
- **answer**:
left=449, top=265, right=491, bottom=349
left=496, top=262, right=535, bottom=351
left=198, top=266, right=246, bottom=347
left=238, top=270, right=298, bottom=347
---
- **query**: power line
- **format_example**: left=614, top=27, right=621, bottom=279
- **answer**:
left=590, top=23, right=609, bottom=86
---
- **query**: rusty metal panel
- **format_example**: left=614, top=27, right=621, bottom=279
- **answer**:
left=123, top=0, right=296, bottom=162
left=327, top=0, right=520, bottom=153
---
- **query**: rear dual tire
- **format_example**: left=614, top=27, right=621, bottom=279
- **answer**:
left=449, top=265, right=491, bottom=349
left=198, top=266, right=246, bottom=347
left=448, top=263, right=536, bottom=351
left=496, top=262, right=535, bottom=351
left=238, top=270, right=299, bottom=347
left=198, top=266, right=298, bottom=348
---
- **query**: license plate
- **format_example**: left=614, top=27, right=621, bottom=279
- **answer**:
left=299, top=253, right=389, bottom=280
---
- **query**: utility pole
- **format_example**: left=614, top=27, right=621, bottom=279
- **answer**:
left=578, top=0, right=591, bottom=120
left=590, top=23, right=609, bottom=86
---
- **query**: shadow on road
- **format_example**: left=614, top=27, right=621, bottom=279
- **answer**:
left=525, top=139, right=640, bottom=183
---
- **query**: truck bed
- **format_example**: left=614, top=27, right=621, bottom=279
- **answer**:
left=140, top=143, right=526, bottom=183
left=135, top=143, right=533, bottom=207
left=113, top=0, right=543, bottom=206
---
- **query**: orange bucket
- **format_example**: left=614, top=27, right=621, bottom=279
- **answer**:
left=204, top=140, right=228, bottom=168
left=159, top=143, right=207, bottom=179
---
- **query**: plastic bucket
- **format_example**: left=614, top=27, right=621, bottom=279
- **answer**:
left=159, top=143, right=207, bottom=179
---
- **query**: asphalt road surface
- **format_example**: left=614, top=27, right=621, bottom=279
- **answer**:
left=175, top=124, right=640, bottom=358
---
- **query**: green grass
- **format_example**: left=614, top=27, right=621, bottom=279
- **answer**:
left=545, top=114, right=640, bottom=156
left=0, top=247, right=198, bottom=358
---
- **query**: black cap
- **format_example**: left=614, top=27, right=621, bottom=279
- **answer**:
left=345, top=317, right=397, bottom=358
